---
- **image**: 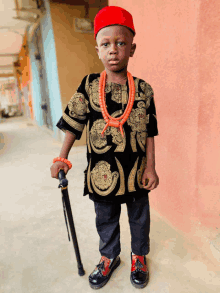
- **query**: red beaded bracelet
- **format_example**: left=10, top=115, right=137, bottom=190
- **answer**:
left=53, top=157, right=72, bottom=170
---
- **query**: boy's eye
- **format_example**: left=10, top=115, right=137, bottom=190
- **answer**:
left=118, top=42, right=125, bottom=46
left=102, top=43, right=109, bottom=47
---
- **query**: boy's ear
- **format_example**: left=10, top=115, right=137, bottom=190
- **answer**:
left=130, top=43, right=136, bottom=57
left=95, top=46, right=100, bottom=59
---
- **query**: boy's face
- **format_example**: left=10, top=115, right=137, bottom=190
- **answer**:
left=96, top=25, right=136, bottom=73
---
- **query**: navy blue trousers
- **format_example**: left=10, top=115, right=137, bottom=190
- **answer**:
left=94, top=195, right=150, bottom=259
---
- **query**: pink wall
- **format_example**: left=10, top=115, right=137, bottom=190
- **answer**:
left=196, top=1, right=220, bottom=228
left=109, top=0, right=220, bottom=236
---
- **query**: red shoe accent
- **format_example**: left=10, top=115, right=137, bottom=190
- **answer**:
left=97, top=256, right=112, bottom=277
left=131, top=254, right=147, bottom=273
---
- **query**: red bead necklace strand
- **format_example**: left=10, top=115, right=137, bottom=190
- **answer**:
left=99, top=70, right=136, bottom=137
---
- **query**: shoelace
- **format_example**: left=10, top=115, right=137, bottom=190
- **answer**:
left=96, top=261, right=105, bottom=272
left=134, top=258, right=144, bottom=269
left=96, top=257, right=111, bottom=275
left=132, top=255, right=147, bottom=273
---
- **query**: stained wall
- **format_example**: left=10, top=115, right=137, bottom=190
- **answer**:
left=109, top=0, right=220, bottom=250
left=49, top=2, right=106, bottom=145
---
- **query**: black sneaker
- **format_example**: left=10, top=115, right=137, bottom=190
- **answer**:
left=130, top=253, right=149, bottom=289
left=89, top=255, right=121, bottom=289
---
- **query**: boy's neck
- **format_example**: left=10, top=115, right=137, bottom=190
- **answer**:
left=105, top=68, right=128, bottom=85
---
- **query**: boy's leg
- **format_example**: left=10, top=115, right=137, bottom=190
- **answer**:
left=89, top=201, right=121, bottom=289
left=126, top=195, right=150, bottom=256
left=94, top=201, right=121, bottom=259
left=126, top=195, right=150, bottom=288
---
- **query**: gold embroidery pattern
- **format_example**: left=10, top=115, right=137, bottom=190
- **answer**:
left=63, top=113, right=85, bottom=132
left=146, top=96, right=151, bottom=109
left=88, top=77, right=101, bottom=112
left=139, top=82, right=145, bottom=93
left=128, top=157, right=139, bottom=192
left=85, top=75, right=90, bottom=96
left=104, top=83, right=128, bottom=105
left=111, top=84, right=122, bottom=103
left=111, top=110, right=126, bottom=152
left=135, top=92, right=147, bottom=101
left=111, top=109, right=123, bottom=117
left=111, top=127, right=126, bottom=152
left=130, top=131, right=137, bottom=152
left=87, top=158, right=93, bottom=193
left=90, top=97, right=101, bottom=112
left=105, top=82, right=111, bottom=93
left=137, top=114, right=149, bottom=152
left=137, top=157, right=147, bottom=188
left=140, top=82, right=153, bottom=97
left=122, top=87, right=128, bottom=107
left=137, top=132, right=147, bottom=152
left=127, top=101, right=147, bottom=133
left=90, top=78, right=100, bottom=105
left=87, top=77, right=112, bottom=112
left=134, top=78, right=139, bottom=93
left=91, top=161, right=119, bottom=196
left=89, top=112, right=125, bottom=153
left=68, top=93, right=88, bottom=120
left=115, top=157, right=125, bottom=196
left=134, top=78, right=145, bottom=101
left=140, top=82, right=152, bottom=108
left=87, top=119, right=91, bottom=153
left=90, top=119, right=111, bottom=154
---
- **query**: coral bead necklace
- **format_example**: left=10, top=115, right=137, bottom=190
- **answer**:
left=99, top=70, right=135, bottom=137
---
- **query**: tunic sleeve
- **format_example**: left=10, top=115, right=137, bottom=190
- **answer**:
left=56, top=75, right=89, bottom=140
left=145, top=84, right=159, bottom=137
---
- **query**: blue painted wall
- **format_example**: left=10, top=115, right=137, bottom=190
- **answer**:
left=40, top=0, right=63, bottom=138
left=28, top=0, right=63, bottom=139
left=28, top=37, right=44, bottom=127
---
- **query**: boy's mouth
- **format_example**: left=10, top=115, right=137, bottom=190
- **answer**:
left=108, top=59, right=119, bottom=64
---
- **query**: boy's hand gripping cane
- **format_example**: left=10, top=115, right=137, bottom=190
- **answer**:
left=58, top=169, right=85, bottom=276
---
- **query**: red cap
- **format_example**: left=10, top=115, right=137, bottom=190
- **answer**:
left=94, top=6, right=135, bottom=39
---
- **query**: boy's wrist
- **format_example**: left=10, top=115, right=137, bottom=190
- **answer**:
left=144, top=163, right=155, bottom=171
left=59, top=154, right=68, bottom=159
left=53, top=157, right=72, bottom=169
left=58, top=150, right=68, bottom=159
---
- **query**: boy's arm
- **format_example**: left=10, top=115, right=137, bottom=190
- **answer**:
left=51, top=131, right=76, bottom=179
left=145, top=137, right=155, bottom=170
left=59, top=131, right=76, bottom=159
left=51, top=75, right=89, bottom=179
left=142, top=136, right=159, bottom=190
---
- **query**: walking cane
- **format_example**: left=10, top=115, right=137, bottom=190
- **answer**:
left=58, top=169, right=85, bottom=276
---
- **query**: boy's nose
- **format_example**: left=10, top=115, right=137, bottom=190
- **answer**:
left=109, top=44, right=117, bottom=54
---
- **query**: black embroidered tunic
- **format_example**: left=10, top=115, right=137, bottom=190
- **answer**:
left=56, top=73, right=158, bottom=204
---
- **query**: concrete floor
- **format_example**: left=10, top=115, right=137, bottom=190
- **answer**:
left=0, top=116, right=219, bottom=293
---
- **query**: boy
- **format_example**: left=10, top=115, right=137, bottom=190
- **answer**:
left=51, top=6, right=159, bottom=289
